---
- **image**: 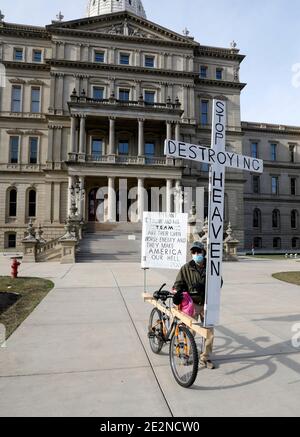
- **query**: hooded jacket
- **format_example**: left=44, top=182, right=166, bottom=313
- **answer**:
left=173, top=259, right=206, bottom=305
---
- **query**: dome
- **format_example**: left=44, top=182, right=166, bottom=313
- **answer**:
left=87, top=0, right=147, bottom=19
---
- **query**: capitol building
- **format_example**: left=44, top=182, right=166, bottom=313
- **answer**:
left=0, top=0, right=299, bottom=255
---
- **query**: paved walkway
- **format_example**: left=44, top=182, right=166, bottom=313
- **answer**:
left=0, top=255, right=300, bottom=417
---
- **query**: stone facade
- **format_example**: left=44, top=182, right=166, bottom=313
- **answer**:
left=243, top=122, right=300, bottom=252
left=0, top=4, right=298, bottom=253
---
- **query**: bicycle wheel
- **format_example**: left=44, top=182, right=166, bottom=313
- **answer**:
left=169, top=324, right=199, bottom=388
left=148, top=308, right=164, bottom=354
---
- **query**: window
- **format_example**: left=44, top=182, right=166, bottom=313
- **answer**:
left=289, top=145, right=296, bottom=163
left=145, top=56, right=155, bottom=68
left=273, top=238, right=281, bottom=249
left=10, top=137, right=19, bottom=164
left=272, top=210, right=280, bottom=228
left=292, top=238, right=299, bottom=249
left=291, top=210, right=298, bottom=229
left=118, top=141, right=129, bottom=156
left=253, top=237, right=262, bottom=249
left=145, top=142, right=155, bottom=163
left=216, top=68, right=223, bottom=80
left=201, top=100, right=209, bottom=125
left=29, top=137, right=38, bottom=164
left=91, top=139, right=103, bottom=159
left=11, top=85, right=21, bottom=112
left=28, top=190, right=36, bottom=217
left=14, top=48, right=23, bottom=61
left=120, top=53, right=130, bottom=65
left=94, top=51, right=105, bottom=63
left=144, top=91, right=155, bottom=104
left=271, top=143, right=277, bottom=161
left=93, top=87, right=104, bottom=100
left=291, top=178, right=297, bottom=196
left=119, top=89, right=130, bottom=101
left=253, top=209, right=261, bottom=229
left=251, top=142, right=258, bottom=159
left=33, top=50, right=42, bottom=63
left=31, top=87, right=40, bottom=113
left=200, top=66, right=208, bottom=78
left=271, top=177, right=279, bottom=195
left=7, top=233, right=17, bottom=249
left=253, top=176, right=260, bottom=194
left=9, top=189, right=17, bottom=217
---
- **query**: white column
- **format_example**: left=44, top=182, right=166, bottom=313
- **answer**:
left=175, top=180, right=182, bottom=213
left=109, top=117, right=116, bottom=155
left=67, top=176, right=74, bottom=217
left=70, top=117, right=77, bottom=154
left=166, top=179, right=173, bottom=213
left=175, top=122, right=181, bottom=141
left=138, top=178, right=145, bottom=222
left=79, top=116, right=86, bottom=154
left=53, top=183, right=61, bottom=223
left=138, top=119, right=145, bottom=156
left=166, top=121, right=172, bottom=140
left=107, top=176, right=116, bottom=222
left=78, top=176, right=85, bottom=220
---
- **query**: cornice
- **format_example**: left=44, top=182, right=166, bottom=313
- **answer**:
left=0, top=23, right=50, bottom=40
left=195, top=77, right=247, bottom=90
left=48, top=27, right=196, bottom=49
left=46, top=59, right=196, bottom=79
left=46, top=11, right=198, bottom=47
left=2, top=61, right=50, bottom=71
left=195, top=46, right=245, bottom=62
left=242, top=121, right=300, bottom=136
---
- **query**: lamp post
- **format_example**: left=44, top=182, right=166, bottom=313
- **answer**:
left=68, top=176, right=85, bottom=240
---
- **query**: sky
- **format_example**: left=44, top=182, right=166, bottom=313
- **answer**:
left=1, top=0, right=299, bottom=126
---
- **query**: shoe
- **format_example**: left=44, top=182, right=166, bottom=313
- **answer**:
left=199, top=359, right=215, bottom=370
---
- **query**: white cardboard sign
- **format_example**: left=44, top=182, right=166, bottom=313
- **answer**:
left=141, top=212, right=188, bottom=270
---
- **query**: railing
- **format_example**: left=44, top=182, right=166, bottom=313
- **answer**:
left=36, top=237, right=62, bottom=262
left=79, top=154, right=181, bottom=166
left=69, top=92, right=182, bottom=111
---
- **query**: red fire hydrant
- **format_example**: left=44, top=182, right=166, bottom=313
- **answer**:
left=11, top=258, right=21, bottom=279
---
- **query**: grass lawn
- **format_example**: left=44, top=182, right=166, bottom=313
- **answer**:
left=0, top=276, right=54, bottom=339
left=272, top=272, right=300, bottom=286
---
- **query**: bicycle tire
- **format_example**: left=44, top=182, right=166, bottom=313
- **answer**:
left=169, top=325, right=199, bottom=388
left=148, top=308, right=164, bottom=354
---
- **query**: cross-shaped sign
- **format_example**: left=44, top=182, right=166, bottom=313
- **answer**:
left=164, top=99, right=264, bottom=327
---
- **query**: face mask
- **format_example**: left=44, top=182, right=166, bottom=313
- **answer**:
left=193, top=254, right=204, bottom=264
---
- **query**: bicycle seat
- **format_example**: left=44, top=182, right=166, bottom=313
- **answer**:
left=153, top=290, right=173, bottom=302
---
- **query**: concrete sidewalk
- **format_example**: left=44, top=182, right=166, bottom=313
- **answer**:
left=0, top=255, right=300, bottom=417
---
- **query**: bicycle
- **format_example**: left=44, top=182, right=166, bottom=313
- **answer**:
left=147, top=283, right=199, bottom=388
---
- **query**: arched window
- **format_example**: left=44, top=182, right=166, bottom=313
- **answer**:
left=28, top=190, right=37, bottom=217
left=272, top=209, right=280, bottom=228
left=292, top=238, right=299, bottom=249
left=291, top=210, right=298, bottom=229
left=253, top=237, right=262, bottom=249
left=9, top=189, right=17, bottom=217
left=253, top=209, right=261, bottom=228
left=273, top=238, right=281, bottom=249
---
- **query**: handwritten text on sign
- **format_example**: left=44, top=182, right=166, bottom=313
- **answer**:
left=141, top=212, right=188, bottom=270
left=164, top=140, right=264, bottom=174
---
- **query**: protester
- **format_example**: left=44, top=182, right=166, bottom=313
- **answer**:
left=173, top=241, right=215, bottom=369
